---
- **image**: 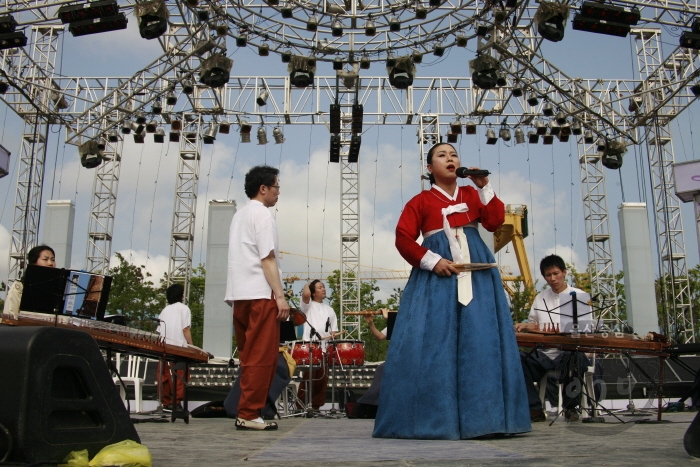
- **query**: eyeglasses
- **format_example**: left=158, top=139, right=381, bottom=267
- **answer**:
left=267, top=185, right=280, bottom=190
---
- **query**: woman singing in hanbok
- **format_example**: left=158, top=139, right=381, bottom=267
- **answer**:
left=373, top=143, right=531, bottom=440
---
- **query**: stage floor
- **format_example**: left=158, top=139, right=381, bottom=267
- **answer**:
left=135, top=411, right=697, bottom=466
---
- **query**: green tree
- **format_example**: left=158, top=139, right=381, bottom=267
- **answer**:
left=187, top=265, right=206, bottom=347
left=509, top=277, right=537, bottom=324
left=105, top=252, right=164, bottom=331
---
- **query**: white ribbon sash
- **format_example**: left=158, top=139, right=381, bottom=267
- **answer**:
left=441, top=204, right=472, bottom=306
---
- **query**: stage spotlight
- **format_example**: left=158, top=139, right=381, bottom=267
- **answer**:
left=96, top=138, right=106, bottom=151
left=446, top=132, right=458, bottom=143
left=240, top=121, right=252, bottom=143
left=387, top=55, right=416, bottom=90
left=257, top=90, right=269, bottom=106
left=203, top=124, right=217, bottom=144
left=470, top=54, right=500, bottom=90
left=534, top=120, right=547, bottom=135
left=107, top=129, right=119, bottom=143
left=560, top=124, right=572, bottom=137
left=258, top=44, right=269, bottom=57
left=535, top=2, right=569, bottom=42
left=628, top=96, right=642, bottom=112
left=476, top=24, right=489, bottom=36
left=0, top=81, right=8, bottom=94
left=154, top=127, right=165, bottom=143
left=288, top=55, right=316, bottom=88
left=555, top=111, right=567, bottom=125
left=0, top=14, right=17, bottom=34
left=680, top=31, right=700, bottom=50
left=691, top=84, right=700, bottom=97
left=389, top=15, right=400, bottom=32
left=121, top=121, right=132, bottom=134
left=166, top=90, right=177, bottom=106
left=281, top=50, right=292, bottom=63
left=558, top=133, right=570, bottom=143
left=348, top=134, right=361, bottom=163
left=151, top=98, right=163, bottom=114
left=182, top=79, right=194, bottom=95
left=527, top=93, right=539, bottom=106
left=429, top=0, right=441, bottom=6
left=214, top=22, right=228, bottom=36
left=412, top=51, right=423, bottom=64
left=133, top=130, right=145, bottom=144
left=572, top=2, right=640, bottom=38
left=542, top=134, right=553, bottom=144
left=465, top=120, right=477, bottom=135
left=330, top=135, right=340, bottom=163
left=219, top=122, right=230, bottom=134
left=136, top=0, right=168, bottom=40
left=131, top=121, right=145, bottom=134
left=499, top=128, right=511, bottom=142
left=602, top=140, right=626, bottom=169
left=493, top=8, right=507, bottom=24
left=236, top=36, right=247, bottom=47
left=273, top=127, right=285, bottom=144
left=416, top=6, right=427, bottom=20
left=386, top=53, right=396, bottom=68
left=360, top=57, right=370, bottom=69
left=572, top=121, right=582, bottom=135
left=197, top=9, right=209, bottom=21
left=485, top=128, right=498, bottom=145
left=171, top=119, right=182, bottom=131
left=134, top=111, right=147, bottom=124
left=257, top=127, right=268, bottom=145
left=365, top=19, right=376, bottom=36
left=512, top=86, right=523, bottom=97
left=307, top=14, right=318, bottom=31
left=528, top=131, right=539, bottom=144
left=456, top=35, right=468, bottom=47
left=434, top=44, right=445, bottom=57
left=58, top=0, right=127, bottom=37
left=549, top=120, right=561, bottom=136
left=542, top=103, right=554, bottom=117
left=169, top=130, right=180, bottom=142
left=0, top=29, right=26, bottom=49
left=200, top=53, right=232, bottom=88
left=352, top=104, right=363, bottom=134
left=78, top=140, right=103, bottom=169
left=332, top=19, right=343, bottom=37
left=450, top=120, right=462, bottom=135
left=514, top=127, right=525, bottom=144
left=145, top=120, right=157, bottom=133
left=584, top=130, right=594, bottom=144
left=496, top=73, right=507, bottom=87
left=596, top=137, right=607, bottom=152
left=333, top=56, right=343, bottom=70
left=281, top=5, right=293, bottom=18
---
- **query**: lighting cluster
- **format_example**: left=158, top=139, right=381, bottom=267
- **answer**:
left=0, top=15, right=27, bottom=51
left=572, top=1, right=640, bottom=38
left=680, top=18, right=700, bottom=50
left=534, top=2, right=570, bottom=42
left=470, top=55, right=506, bottom=90
left=386, top=55, right=417, bottom=90
left=135, top=0, right=169, bottom=40
left=58, top=0, right=127, bottom=37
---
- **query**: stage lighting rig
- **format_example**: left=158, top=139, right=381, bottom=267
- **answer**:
left=499, top=127, right=511, bottom=142
left=527, top=131, right=539, bottom=144
left=572, top=121, right=582, bottom=135
left=465, top=120, right=477, bottom=135
left=288, top=56, right=316, bottom=88
left=154, top=128, right=165, bottom=143
left=450, top=120, right=462, bottom=135
left=240, top=121, right=252, bottom=143
left=136, top=0, right=168, bottom=40
left=446, top=131, right=458, bottom=143
left=389, top=15, right=400, bottom=32
left=258, top=44, right=270, bottom=57
left=0, top=14, right=17, bottom=34
left=200, top=53, right=232, bottom=88
left=219, top=122, right=230, bottom=134
left=203, top=124, right=217, bottom=144
left=307, top=14, right=318, bottom=32
left=602, top=140, right=626, bottom=169
left=691, top=83, right=700, bottom=97
left=0, top=14, right=26, bottom=50
left=542, top=103, right=554, bottom=117
left=365, top=19, right=376, bottom=36
left=470, top=55, right=501, bottom=90
left=257, top=90, right=269, bottom=106
left=485, top=128, right=498, bottom=145
left=542, top=134, right=554, bottom=145
left=535, top=2, right=569, bottom=42
left=332, top=19, right=344, bottom=37
left=107, top=129, right=119, bottom=142
left=151, top=97, right=163, bottom=114
left=514, top=128, right=525, bottom=145
left=387, top=55, right=416, bottom=90
left=273, top=127, right=285, bottom=144
left=78, top=140, right=103, bottom=169
left=456, top=35, right=468, bottom=47
left=59, top=0, right=127, bottom=37
left=584, top=131, right=594, bottom=144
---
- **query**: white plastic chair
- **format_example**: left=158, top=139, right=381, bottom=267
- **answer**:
left=539, top=370, right=562, bottom=413
left=113, top=353, right=148, bottom=413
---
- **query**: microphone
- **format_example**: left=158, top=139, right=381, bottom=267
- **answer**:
left=456, top=167, right=491, bottom=178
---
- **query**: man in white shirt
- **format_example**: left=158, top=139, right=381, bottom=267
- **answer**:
left=157, top=283, right=193, bottom=410
left=515, top=255, right=591, bottom=422
left=297, top=280, right=338, bottom=410
left=225, top=165, right=290, bottom=431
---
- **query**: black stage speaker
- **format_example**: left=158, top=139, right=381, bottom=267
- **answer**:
left=0, top=326, right=140, bottom=464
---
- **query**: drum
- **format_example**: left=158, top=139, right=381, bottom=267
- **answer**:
left=327, top=340, right=365, bottom=366
left=291, top=341, right=323, bottom=365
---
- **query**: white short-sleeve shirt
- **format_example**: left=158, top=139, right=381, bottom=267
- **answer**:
left=157, top=302, right=192, bottom=347
left=225, top=199, right=281, bottom=304
left=301, top=300, right=338, bottom=350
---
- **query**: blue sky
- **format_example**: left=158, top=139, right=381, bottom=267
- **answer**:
left=1, top=17, right=699, bottom=302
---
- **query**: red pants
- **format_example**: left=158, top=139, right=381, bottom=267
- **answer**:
left=233, top=298, right=280, bottom=421
left=298, top=367, right=328, bottom=409
left=159, top=362, right=188, bottom=406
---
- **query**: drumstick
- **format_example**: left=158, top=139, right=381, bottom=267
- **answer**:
left=321, top=330, right=347, bottom=340
left=345, top=308, right=395, bottom=317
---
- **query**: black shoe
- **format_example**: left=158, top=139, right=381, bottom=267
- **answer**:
left=530, top=409, right=546, bottom=422
left=564, top=408, right=579, bottom=422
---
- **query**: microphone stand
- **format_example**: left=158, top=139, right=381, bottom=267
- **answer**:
left=288, top=296, right=324, bottom=418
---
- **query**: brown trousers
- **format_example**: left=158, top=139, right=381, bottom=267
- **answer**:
left=159, top=362, right=188, bottom=406
left=298, top=367, right=329, bottom=409
left=233, top=298, right=280, bottom=421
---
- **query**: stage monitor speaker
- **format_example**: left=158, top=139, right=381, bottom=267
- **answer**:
left=0, top=326, right=140, bottom=464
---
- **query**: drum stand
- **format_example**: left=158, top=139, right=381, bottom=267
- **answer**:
left=327, top=341, right=346, bottom=418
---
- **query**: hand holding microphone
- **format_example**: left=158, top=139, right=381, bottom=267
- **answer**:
left=455, top=167, right=490, bottom=178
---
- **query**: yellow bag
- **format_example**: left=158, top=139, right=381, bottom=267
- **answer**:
left=89, top=440, right=152, bottom=467
left=60, top=440, right=151, bottom=467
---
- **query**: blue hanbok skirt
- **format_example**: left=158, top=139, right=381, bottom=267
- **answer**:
left=373, top=226, right=532, bottom=439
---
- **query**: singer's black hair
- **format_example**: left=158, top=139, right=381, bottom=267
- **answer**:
left=539, top=254, right=567, bottom=277
left=426, top=142, right=457, bottom=185
left=166, top=283, right=185, bottom=304
left=309, top=279, right=323, bottom=299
